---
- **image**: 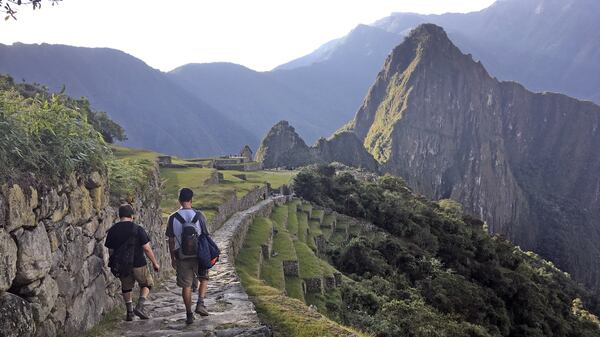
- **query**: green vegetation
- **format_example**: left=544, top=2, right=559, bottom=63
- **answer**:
left=107, top=158, right=155, bottom=202
left=112, top=144, right=294, bottom=220
left=363, top=64, right=414, bottom=163
left=287, top=200, right=299, bottom=237
left=293, top=165, right=600, bottom=337
left=237, top=216, right=273, bottom=278
left=261, top=206, right=293, bottom=291
left=0, top=75, right=125, bottom=144
left=0, top=75, right=112, bottom=182
left=294, top=241, right=322, bottom=279
left=236, top=202, right=364, bottom=337
left=160, top=166, right=294, bottom=221
left=297, top=211, right=309, bottom=243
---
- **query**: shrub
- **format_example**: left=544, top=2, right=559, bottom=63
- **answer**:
left=0, top=89, right=110, bottom=182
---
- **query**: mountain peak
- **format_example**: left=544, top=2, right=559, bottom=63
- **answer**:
left=386, top=23, right=462, bottom=70
left=406, top=23, right=448, bottom=41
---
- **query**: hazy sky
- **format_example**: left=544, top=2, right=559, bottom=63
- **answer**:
left=2, top=0, right=496, bottom=71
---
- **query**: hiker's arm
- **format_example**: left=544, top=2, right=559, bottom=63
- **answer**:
left=143, top=243, right=160, bottom=272
left=168, top=237, right=177, bottom=269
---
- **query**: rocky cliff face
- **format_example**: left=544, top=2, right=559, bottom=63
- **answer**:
left=348, top=24, right=600, bottom=295
left=256, top=121, right=378, bottom=171
left=255, top=121, right=314, bottom=169
left=312, top=132, right=379, bottom=172
left=0, top=167, right=165, bottom=337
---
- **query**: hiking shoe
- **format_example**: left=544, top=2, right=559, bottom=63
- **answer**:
left=133, top=303, right=150, bottom=320
left=195, top=303, right=209, bottom=316
left=126, top=311, right=134, bottom=321
left=185, top=312, right=194, bottom=325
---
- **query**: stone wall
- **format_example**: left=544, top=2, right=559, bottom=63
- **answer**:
left=204, top=170, right=220, bottom=185
left=303, top=277, right=323, bottom=294
left=221, top=196, right=288, bottom=267
left=283, top=260, right=299, bottom=277
left=208, top=186, right=269, bottom=233
left=0, top=167, right=165, bottom=337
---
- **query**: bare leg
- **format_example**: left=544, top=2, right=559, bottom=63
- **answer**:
left=182, top=287, right=193, bottom=313
left=140, top=286, right=150, bottom=299
left=198, top=280, right=208, bottom=300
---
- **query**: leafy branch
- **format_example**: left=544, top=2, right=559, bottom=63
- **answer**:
left=1, top=0, right=62, bottom=20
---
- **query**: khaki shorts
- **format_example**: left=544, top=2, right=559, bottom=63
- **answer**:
left=176, top=258, right=209, bottom=288
left=120, top=266, right=154, bottom=293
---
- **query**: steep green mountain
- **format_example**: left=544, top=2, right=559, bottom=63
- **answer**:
left=168, top=24, right=403, bottom=144
left=255, top=121, right=378, bottom=171
left=0, top=43, right=257, bottom=157
left=347, top=24, right=600, bottom=296
left=292, top=165, right=600, bottom=337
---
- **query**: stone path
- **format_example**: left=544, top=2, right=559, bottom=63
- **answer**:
left=105, top=199, right=282, bottom=337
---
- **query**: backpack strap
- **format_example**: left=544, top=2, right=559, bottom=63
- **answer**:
left=196, top=212, right=209, bottom=236
left=191, top=212, right=201, bottom=225
left=173, top=212, right=186, bottom=225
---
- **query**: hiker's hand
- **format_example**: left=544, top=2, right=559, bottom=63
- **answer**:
left=171, top=258, right=177, bottom=270
left=153, top=262, right=160, bottom=273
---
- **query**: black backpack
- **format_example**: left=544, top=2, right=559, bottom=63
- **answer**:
left=174, top=212, right=201, bottom=260
left=108, top=223, right=138, bottom=278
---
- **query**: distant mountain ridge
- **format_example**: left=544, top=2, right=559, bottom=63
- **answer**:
left=0, top=43, right=257, bottom=157
left=284, top=0, right=600, bottom=104
left=168, top=24, right=404, bottom=145
left=168, top=0, right=600, bottom=149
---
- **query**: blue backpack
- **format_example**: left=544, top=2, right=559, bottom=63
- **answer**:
left=196, top=215, right=220, bottom=269
left=173, top=211, right=220, bottom=268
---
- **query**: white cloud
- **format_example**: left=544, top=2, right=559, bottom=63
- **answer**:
left=1, top=0, right=496, bottom=71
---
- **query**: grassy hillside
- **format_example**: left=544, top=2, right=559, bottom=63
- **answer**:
left=112, top=145, right=295, bottom=221
left=236, top=200, right=366, bottom=337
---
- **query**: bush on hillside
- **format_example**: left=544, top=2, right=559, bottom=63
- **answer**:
left=0, top=75, right=126, bottom=144
left=0, top=86, right=110, bottom=182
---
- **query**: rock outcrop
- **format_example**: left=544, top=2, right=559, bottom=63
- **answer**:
left=255, top=121, right=314, bottom=169
left=0, top=166, right=165, bottom=337
left=256, top=121, right=378, bottom=171
left=348, top=24, right=600, bottom=295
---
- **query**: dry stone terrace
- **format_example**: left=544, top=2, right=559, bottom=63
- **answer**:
left=105, top=197, right=288, bottom=337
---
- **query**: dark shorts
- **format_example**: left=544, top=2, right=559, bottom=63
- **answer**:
left=176, top=258, right=209, bottom=288
left=120, top=266, right=154, bottom=293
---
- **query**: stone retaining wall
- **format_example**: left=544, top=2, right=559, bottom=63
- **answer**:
left=220, top=195, right=288, bottom=266
left=303, top=277, right=323, bottom=294
left=283, top=260, right=299, bottom=277
left=314, top=234, right=327, bottom=256
left=207, top=186, right=269, bottom=233
left=0, top=166, right=165, bottom=337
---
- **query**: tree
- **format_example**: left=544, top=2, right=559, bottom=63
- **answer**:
left=1, top=0, right=62, bottom=20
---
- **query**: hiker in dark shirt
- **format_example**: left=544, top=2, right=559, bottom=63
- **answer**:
left=105, top=204, right=160, bottom=321
left=166, top=187, right=210, bottom=324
